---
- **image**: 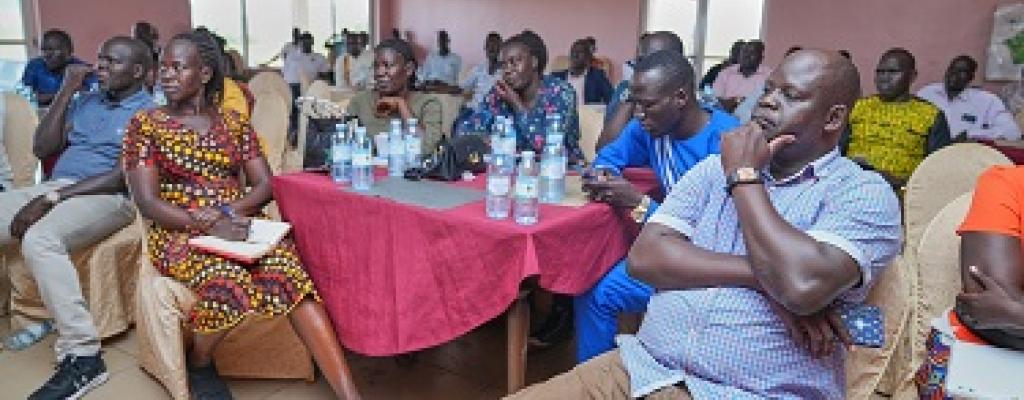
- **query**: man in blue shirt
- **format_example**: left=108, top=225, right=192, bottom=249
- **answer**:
left=598, top=32, right=685, bottom=151
left=21, top=29, right=97, bottom=106
left=571, top=50, right=739, bottom=362
left=1, top=36, right=154, bottom=400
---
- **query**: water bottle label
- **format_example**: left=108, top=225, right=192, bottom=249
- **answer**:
left=541, top=161, right=564, bottom=178
left=488, top=176, right=511, bottom=196
left=405, top=138, right=421, bottom=154
left=332, top=146, right=351, bottom=162
left=352, top=153, right=371, bottom=166
left=390, top=140, right=405, bottom=154
left=501, top=138, right=517, bottom=154
left=515, top=178, right=538, bottom=198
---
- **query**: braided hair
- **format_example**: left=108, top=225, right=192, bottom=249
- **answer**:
left=170, top=29, right=225, bottom=107
left=504, top=30, right=548, bottom=77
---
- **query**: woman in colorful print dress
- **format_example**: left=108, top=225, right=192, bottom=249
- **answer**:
left=122, top=30, right=361, bottom=399
left=456, top=30, right=584, bottom=164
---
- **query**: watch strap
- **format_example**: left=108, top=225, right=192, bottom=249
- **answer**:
left=726, top=168, right=763, bottom=195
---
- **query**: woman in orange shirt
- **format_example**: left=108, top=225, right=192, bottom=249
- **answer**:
left=916, top=165, right=1024, bottom=397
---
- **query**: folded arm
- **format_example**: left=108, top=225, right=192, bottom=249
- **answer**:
left=732, top=184, right=862, bottom=316
left=628, top=222, right=760, bottom=290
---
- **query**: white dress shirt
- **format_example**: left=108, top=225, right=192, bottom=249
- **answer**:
left=566, top=72, right=586, bottom=110
left=282, top=52, right=330, bottom=84
left=333, top=50, right=374, bottom=89
left=417, top=51, right=462, bottom=86
left=279, top=43, right=300, bottom=62
left=917, top=83, right=1022, bottom=141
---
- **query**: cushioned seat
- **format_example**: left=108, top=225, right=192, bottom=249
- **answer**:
left=135, top=245, right=314, bottom=400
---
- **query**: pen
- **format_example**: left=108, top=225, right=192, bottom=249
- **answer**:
left=219, top=204, right=237, bottom=219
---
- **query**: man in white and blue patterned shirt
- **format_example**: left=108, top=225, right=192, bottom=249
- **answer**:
left=506, top=49, right=902, bottom=399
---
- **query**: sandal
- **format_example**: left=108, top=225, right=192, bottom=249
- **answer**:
left=2, top=320, right=54, bottom=352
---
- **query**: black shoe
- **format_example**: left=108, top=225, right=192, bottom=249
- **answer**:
left=528, top=298, right=574, bottom=349
left=29, top=353, right=109, bottom=400
left=188, top=362, right=234, bottom=400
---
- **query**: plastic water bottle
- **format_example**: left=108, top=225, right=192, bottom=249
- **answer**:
left=514, top=151, right=539, bottom=225
left=153, top=84, right=168, bottom=106
left=352, top=127, right=373, bottom=191
left=490, top=116, right=506, bottom=155
left=404, top=118, right=422, bottom=168
left=486, top=153, right=513, bottom=220
left=539, top=114, right=566, bottom=203
left=700, top=85, right=719, bottom=108
left=388, top=119, right=405, bottom=176
left=16, top=83, right=37, bottom=108
left=501, top=118, right=518, bottom=155
left=331, top=122, right=351, bottom=184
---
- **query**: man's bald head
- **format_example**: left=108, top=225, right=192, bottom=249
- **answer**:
left=755, top=49, right=861, bottom=162
left=781, top=49, right=860, bottom=112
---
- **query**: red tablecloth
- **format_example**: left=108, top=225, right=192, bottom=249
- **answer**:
left=981, top=140, right=1024, bottom=164
left=272, top=169, right=656, bottom=356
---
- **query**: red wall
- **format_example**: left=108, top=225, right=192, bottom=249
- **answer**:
left=377, top=0, right=642, bottom=82
left=763, top=0, right=1018, bottom=94
left=34, top=0, right=192, bottom=64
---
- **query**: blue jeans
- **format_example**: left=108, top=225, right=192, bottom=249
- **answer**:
left=574, top=259, right=653, bottom=362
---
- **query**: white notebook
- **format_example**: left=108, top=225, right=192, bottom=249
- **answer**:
left=188, top=219, right=291, bottom=264
left=946, top=340, right=1024, bottom=399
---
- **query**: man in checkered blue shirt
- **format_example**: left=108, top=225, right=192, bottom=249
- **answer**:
left=506, top=49, right=902, bottom=399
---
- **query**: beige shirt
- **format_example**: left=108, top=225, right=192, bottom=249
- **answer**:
left=346, top=91, right=445, bottom=154
left=567, top=72, right=586, bottom=111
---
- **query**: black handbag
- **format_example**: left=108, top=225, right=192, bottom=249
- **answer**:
left=303, top=117, right=349, bottom=169
left=423, top=134, right=490, bottom=181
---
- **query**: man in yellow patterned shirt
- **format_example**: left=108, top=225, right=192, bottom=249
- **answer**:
left=843, top=48, right=951, bottom=187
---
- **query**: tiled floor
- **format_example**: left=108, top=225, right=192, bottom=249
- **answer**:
left=0, top=313, right=576, bottom=399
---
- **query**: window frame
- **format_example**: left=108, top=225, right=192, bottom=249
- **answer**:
left=193, top=0, right=373, bottom=68
left=641, top=0, right=767, bottom=76
left=1, top=0, right=36, bottom=60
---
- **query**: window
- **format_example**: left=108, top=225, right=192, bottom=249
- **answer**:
left=644, top=0, right=764, bottom=78
left=0, top=0, right=29, bottom=61
left=191, top=0, right=371, bottom=68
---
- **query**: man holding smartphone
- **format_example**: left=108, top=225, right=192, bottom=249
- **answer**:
left=544, top=50, right=740, bottom=361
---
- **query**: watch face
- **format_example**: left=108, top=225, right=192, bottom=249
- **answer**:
left=737, top=168, right=758, bottom=181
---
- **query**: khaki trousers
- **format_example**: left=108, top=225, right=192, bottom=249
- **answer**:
left=0, top=179, right=135, bottom=359
left=504, top=350, right=692, bottom=400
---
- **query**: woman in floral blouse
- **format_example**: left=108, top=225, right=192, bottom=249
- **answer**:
left=456, top=30, right=584, bottom=164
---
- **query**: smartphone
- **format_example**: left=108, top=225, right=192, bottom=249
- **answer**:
left=583, top=165, right=621, bottom=182
left=839, top=304, right=884, bottom=348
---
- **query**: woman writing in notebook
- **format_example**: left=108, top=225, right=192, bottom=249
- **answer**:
left=916, top=165, right=1024, bottom=397
left=122, top=30, right=361, bottom=400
